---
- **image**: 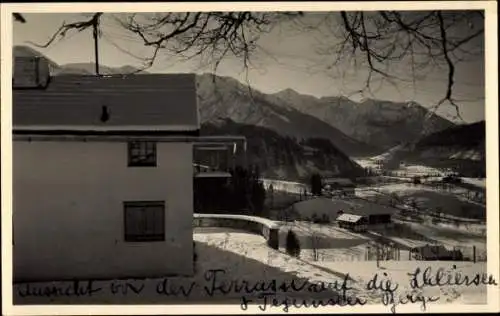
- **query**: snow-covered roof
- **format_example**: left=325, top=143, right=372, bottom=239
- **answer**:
left=13, top=73, right=199, bottom=134
left=336, top=213, right=364, bottom=223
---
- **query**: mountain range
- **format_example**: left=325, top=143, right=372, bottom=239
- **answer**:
left=267, top=90, right=455, bottom=151
left=196, top=73, right=378, bottom=157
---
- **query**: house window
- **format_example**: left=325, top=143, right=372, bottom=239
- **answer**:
left=124, top=201, right=165, bottom=242
left=128, top=141, right=156, bottom=167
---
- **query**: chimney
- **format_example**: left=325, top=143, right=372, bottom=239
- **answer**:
left=13, top=56, right=50, bottom=89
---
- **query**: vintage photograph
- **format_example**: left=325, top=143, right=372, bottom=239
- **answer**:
left=4, top=3, right=497, bottom=313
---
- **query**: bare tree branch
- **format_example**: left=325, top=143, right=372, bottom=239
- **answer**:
left=111, top=12, right=301, bottom=77
left=319, top=10, right=483, bottom=119
left=26, top=13, right=103, bottom=48
left=13, top=13, right=26, bottom=23
left=34, top=10, right=483, bottom=120
left=431, top=11, right=463, bottom=121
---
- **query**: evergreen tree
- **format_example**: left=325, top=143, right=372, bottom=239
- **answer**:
left=286, top=230, right=301, bottom=258
left=310, top=173, right=323, bottom=196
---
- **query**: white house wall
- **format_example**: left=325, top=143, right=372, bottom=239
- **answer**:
left=13, top=140, right=194, bottom=282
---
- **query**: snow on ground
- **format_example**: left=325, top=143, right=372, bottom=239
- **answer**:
left=353, top=158, right=380, bottom=170
left=399, top=164, right=444, bottom=177
left=272, top=192, right=486, bottom=259
left=450, top=149, right=483, bottom=161
left=354, top=184, right=486, bottom=247
left=278, top=221, right=372, bottom=261
left=353, top=157, right=446, bottom=177
left=392, top=220, right=486, bottom=251
left=276, top=218, right=486, bottom=263
left=13, top=227, right=490, bottom=308
left=356, top=183, right=450, bottom=195
left=269, top=188, right=485, bottom=258
left=365, top=219, right=487, bottom=259
left=461, top=177, right=486, bottom=189
left=261, top=178, right=307, bottom=194
left=356, top=183, right=486, bottom=221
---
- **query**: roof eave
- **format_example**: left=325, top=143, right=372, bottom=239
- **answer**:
left=13, top=128, right=200, bottom=137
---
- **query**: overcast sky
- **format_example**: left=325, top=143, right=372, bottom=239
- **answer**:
left=13, top=12, right=485, bottom=123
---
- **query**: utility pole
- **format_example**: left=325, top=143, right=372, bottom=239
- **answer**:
left=93, top=18, right=100, bottom=75
left=91, top=13, right=103, bottom=76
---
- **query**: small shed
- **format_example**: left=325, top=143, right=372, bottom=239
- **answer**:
left=336, top=213, right=368, bottom=232
left=292, top=197, right=394, bottom=227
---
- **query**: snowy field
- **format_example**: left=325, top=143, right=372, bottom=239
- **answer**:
left=461, top=177, right=486, bottom=189
left=392, top=219, right=487, bottom=252
left=278, top=221, right=372, bottom=262
left=353, top=183, right=487, bottom=249
left=353, top=157, right=461, bottom=178
left=355, top=183, right=486, bottom=222
left=353, top=157, right=382, bottom=170
left=353, top=157, right=445, bottom=175
left=276, top=218, right=486, bottom=261
left=271, top=191, right=486, bottom=262
left=13, top=227, right=490, bottom=309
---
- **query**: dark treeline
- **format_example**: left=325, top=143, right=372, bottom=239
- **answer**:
left=200, top=120, right=364, bottom=182
left=416, top=120, right=485, bottom=148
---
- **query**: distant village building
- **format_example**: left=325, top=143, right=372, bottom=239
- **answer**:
left=410, top=244, right=464, bottom=261
left=374, top=158, right=385, bottom=168
left=336, top=212, right=368, bottom=232
left=322, top=177, right=356, bottom=197
left=335, top=203, right=393, bottom=232
left=11, top=56, right=234, bottom=282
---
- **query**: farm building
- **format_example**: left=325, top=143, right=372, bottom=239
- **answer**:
left=334, top=204, right=393, bottom=232
left=11, top=56, right=231, bottom=282
left=336, top=213, right=368, bottom=232
left=323, top=177, right=356, bottom=196
left=410, top=244, right=464, bottom=261
left=289, top=197, right=394, bottom=229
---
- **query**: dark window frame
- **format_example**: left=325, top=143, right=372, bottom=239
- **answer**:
left=123, top=201, right=165, bottom=242
left=128, top=141, right=157, bottom=167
